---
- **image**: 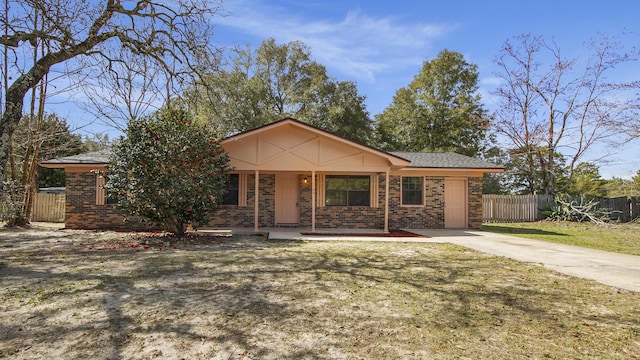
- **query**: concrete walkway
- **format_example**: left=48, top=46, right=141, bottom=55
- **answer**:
left=264, top=228, right=640, bottom=293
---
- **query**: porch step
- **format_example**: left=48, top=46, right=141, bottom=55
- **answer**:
left=275, top=223, right=300, bottom=228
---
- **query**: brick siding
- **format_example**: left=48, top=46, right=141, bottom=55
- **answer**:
left=304, top=174, right=385, bottom=229
left=65, top=172, right=159, bottom=231
left=64, top=171, right=483, bottom=231
left=388, top=176, right=445, bottom=229
left=468, top=177, right=483, bottom=230
left=203, top=174, right=275, bottom=228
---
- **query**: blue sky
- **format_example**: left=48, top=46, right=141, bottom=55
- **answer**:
left=54, top=0, right=639, bottom=178
left=205, top=0, right=640, bottom=179
left=213, top=0, right=640, bottom=112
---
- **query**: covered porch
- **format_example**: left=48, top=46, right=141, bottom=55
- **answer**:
left=217, top=119, right=411, bottom=233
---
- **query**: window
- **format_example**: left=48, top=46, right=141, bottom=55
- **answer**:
left=402, top=176, right=423, bottom=206
left=96, top=173, right=118, bottom=205
left=325, top=175, right=370, bottom=206
left=221, top=174, right=239, bottom=205
left=105, top=190, right=118, bottom=205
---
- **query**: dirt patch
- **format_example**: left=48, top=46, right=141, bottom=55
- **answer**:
left=1, top=226, right=639, bottom=359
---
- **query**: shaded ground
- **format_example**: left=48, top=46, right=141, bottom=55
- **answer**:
left=1, top=225, right=639, bottom=359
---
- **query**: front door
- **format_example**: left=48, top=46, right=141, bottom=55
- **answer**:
left=444, top=179, right=467, bottom=229
left=275, top=173, right=299, bottom=224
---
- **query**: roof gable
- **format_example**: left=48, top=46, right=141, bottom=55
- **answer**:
left=222, top=118, right=410, bottom=171
left=40, top=119, right=503, bottom=174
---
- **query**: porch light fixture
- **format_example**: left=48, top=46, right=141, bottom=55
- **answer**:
left=302, top=176, right=309, bottom=184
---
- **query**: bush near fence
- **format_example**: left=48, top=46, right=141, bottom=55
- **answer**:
left=483, top=194, right=639, bottom=223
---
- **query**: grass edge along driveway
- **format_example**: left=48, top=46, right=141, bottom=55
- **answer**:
left=482, top=221, right=640, bottom=256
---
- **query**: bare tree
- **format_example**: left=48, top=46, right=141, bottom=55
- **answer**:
left=8, top=113, right=83, bottom=224
left=3, top=1, right=60, bottom=225
left=493, top=33, right=640, bottom=195
left=78, top=48, right=168, bottom=131
left=0, top=0, right=222, bottom=189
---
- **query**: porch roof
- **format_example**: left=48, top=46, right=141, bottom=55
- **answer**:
left=40, top=149, right=110, bottom=167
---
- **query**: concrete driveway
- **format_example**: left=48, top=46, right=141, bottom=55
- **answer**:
left=267, top=228, right=640, bottom=293
left=413, top=229, right=640, bottom=293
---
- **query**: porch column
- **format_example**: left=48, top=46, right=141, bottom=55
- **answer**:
left=384, top=170, right=390, bottom=233
left=254, top=170, right=259, bottom=232
left=311, top=170, right=316, bottom=232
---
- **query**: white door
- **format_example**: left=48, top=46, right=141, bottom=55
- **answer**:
left=275, top=173, right=299, bottom=224
left=444, top=179, right=467, bottom=229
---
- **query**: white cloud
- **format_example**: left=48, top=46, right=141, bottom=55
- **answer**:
left=478, top=76, right=504, bottom=110
left=214, top=1, right=453, bottom=82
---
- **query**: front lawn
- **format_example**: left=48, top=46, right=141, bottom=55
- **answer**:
left=483, top=221, right=640, bottom=256
left=1, top=226, right=639, bottom=359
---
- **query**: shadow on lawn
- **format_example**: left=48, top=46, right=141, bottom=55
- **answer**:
left=2, top=231, right=638, bottom=359
left=0, top=233, right=303, bottom=359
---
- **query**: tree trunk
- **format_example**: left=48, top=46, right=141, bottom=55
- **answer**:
left=164, top=218, right=186, bottom=236
left=1, top=117, right=22, bottom=192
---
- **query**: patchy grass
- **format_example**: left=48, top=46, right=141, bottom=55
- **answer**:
left=1, top=227, right=639, bottom=359
left=483, top=221, right=640, bottom=256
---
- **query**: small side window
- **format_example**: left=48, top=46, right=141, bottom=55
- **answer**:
left=222, top=174, right=239, bottom=205
left=402, top=176, right=423, bottom=206
left=96, top=173, right=117, bottom=205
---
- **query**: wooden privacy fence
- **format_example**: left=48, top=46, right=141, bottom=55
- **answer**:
left=483, top=194, right=553, bottom=223
left=483, top=194, right=639, bottom=223
left=592, top=196, right=639, bottom=222
left=31, top=193, right=65, bottom=222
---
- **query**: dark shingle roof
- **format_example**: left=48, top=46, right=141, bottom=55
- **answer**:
left=390, top=152, right=502, bottom=169
left=40, top=149, right=111, bottom=165
left=40, top=149, right=502, bottom=170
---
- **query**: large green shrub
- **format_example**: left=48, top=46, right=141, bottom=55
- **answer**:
left=106, top=109, right=232, bottom=235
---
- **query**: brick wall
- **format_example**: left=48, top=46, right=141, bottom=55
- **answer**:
left=314, top=207, right=385, bottom=229
left=65, top=172, right=158, bottom=231
left=299, top=175, right=312, bottom=227
left=388, top=176, right=445, bottom=229
left=65, top=171, right=483, bottom=231
left=302, top=174, right=385, bottom=229
left=468, top=177, right=483, bottom=229
left=204, top=174, right=275, bottom=228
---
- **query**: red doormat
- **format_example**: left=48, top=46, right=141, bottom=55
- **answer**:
left=300, top=229, right=428, bottom=238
